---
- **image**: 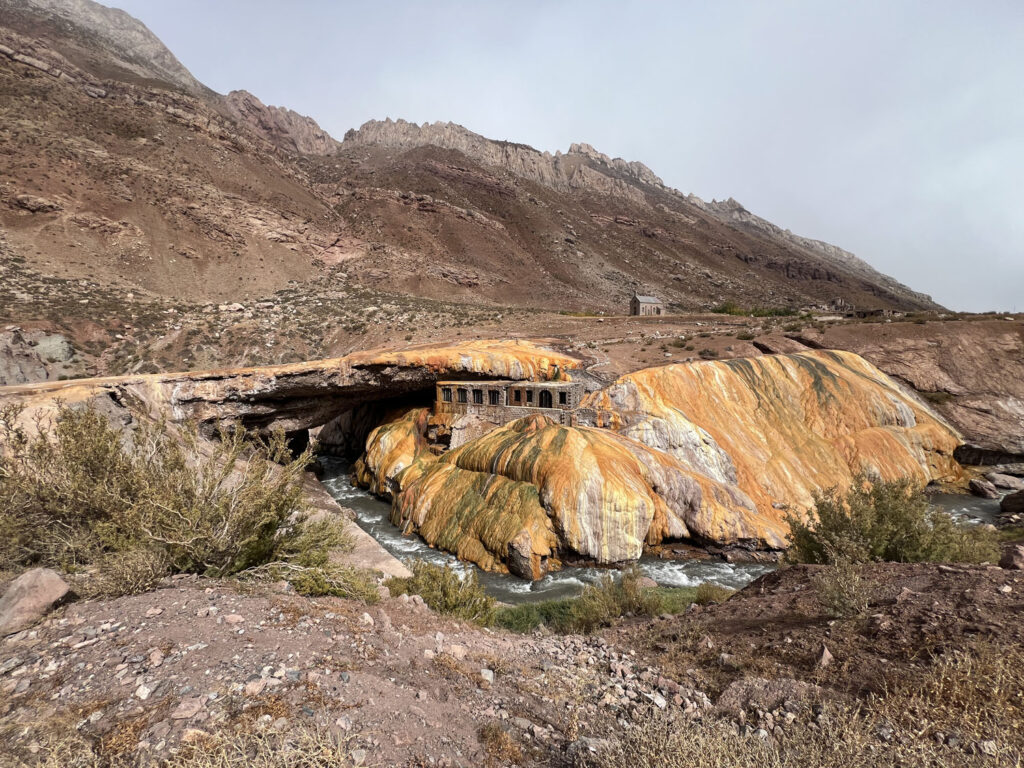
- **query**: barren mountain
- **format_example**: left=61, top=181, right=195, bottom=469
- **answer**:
left=0, top=0, right=941, bottom=320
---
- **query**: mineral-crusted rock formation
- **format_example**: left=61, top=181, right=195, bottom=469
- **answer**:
left=582, top=350, right=961, bottom=516
left=353, top=408, right=431, bottom=498
left=393, top=457, right=558, bottom=580
left=352, top=350, right=962, bottom=578
left=437, top=415, right=771, bottom=556
left=359, top=411, right=770, bottom=578
left=790, top=320, right=1024, bottom=461
left=0, top=339, right=580, bottom=436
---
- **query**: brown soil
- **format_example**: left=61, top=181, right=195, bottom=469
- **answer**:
left=613, top=562, right=1024, bottom=701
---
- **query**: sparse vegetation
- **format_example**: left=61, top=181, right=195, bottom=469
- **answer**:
left=694, top=582, right=735, bottom=605
left=477, top=721, right=523, bottom=765
left=711, top=302, right=798, bottom=318
left=812, top=554, right=873, bottom=618
left=0, top=403, right=378, bottom=600
left=6, top=720, right=356, bottom=768
left=785, top=477, right=999, bottom=565
left=389, top=560, right=498, bottom=625
left=575, top=643, right=1024, bottom=768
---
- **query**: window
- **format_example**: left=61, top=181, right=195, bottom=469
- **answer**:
left=539, top=390, right=552, bottom=408
left=442, top=388, right=452, bottom=403
left=457, top=389, right=468, bottom=403
left=526, top=390, right=533, bottom=404
left=489, top=390, right=500, bottom=406
left=473, top=389, right=483, bottom=404
left=514, top=390, right=521, bottom=403
left=559, top=391, right=567, bottom=405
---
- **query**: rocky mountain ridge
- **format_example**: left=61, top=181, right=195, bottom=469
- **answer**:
left=0, top=0, right=206, bottom=93
left=340, top=119, right=937, bottom=309
left=224, top=89, right=341, bottom=156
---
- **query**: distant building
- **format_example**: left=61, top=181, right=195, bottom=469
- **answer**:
left=630, top=293, right=664, bottom=316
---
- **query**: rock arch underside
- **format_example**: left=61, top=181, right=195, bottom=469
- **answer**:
left=0, top=339, right=962, bottom=580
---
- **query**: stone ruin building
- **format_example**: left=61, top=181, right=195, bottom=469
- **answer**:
left=434, top=379, right=593, bottom=426
left=630, top=292, right=664, bottom=316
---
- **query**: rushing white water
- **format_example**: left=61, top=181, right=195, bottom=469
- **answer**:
left=318, top=457, right=1002, bottom=604
left=318, top=457, right=771, bottom=603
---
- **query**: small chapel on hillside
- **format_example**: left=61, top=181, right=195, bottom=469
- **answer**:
left=629, top=292, right=664, bottom=316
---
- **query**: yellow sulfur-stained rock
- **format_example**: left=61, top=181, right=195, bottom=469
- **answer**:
left=353, top=408, right=431, bottom=498
left=582, top=349, right=961, bottom=518
left=392, top=457, right=559, bottom=580
left=355, top=349, right=963, bottom=579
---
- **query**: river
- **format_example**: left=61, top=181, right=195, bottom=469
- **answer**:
left=317, top=457, right=1000, bottom=605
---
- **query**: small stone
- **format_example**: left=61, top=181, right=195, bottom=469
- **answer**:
left=977, top=740, right=997, bottom=757
left=170, top=697, right=205, bottom=720
left=145, top=607, right=164, bottom=618
left=360, top=612, right=374, bottom=627
left=480, top=668, right=495, bottom=685
left=244, top=679, right=267, bottom=697
left=224, top=614, right=244, bottom=625
left=446, top=644, right=468, bottom=661
left=1000, top=545, right=1024, bottom=570
left=149, top=649, right=165, bottom=668
left=135, top=684, right=153, bottom=701
left=818, top=645, right=834, bottom=669
left=350, top=748, right=368, bottom=766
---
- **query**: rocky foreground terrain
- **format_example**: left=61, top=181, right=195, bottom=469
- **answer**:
left=2, top=559, right=1023, bottom=767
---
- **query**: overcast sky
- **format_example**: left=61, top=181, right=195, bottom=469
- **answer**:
left=113, top=0, right=1023, bottom=312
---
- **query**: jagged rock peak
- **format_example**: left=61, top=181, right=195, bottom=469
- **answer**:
left=224, top=90, right=340, bottom=155
left=0, top=0, right=205, bottom=94
left=343, top=118, right=669, bottom=196
left=567, top=141, right=665, bottom=187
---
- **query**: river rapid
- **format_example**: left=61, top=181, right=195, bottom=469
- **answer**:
left=317, top=458, right=1000, bottom=605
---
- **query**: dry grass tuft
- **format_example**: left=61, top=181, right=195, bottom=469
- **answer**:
left=576, top=642, right=1024, bottom=768
left=477, top=721, right=523, bottom=766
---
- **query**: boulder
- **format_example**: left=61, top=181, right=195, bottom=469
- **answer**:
left=0, top=568, right=71, bottom=636
left=1001, top=490, right=1024, bottom=516
left=1000, top=545, right=1024, bottom=570
left=987, top=473, right=1024, bottom=492
left=968, top=478, right=1000, bottom=499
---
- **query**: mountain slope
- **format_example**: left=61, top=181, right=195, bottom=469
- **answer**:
left=0, top=0, right=941, bottom=327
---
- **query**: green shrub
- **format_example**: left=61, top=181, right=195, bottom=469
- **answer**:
left=0, top=403, right=375, bottom=599
left=490, top=575, right=714, bottom=634
left=812, top=555, right=873, bottom=618
left=711, top=301, right=745, bottom=316
left=494, top=598, right=577, bottom=633
left=389, top=560, right=497, bottom=625
left=570, top=566, right=664, bottom=633
left=694, top=582, right=734, bottom=605
left=785, top=477, right=999, bottom=565
left=750, top=306, right=798, bottom=317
